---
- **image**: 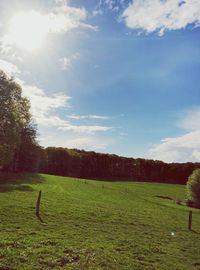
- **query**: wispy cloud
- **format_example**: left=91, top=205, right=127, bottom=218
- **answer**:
left=22, top=83, right=71, bottom=126
left=93, top=0, right=126, bottom=15
left=103, top=0, right=119, bottom=11
left=149, top=107, right=200, bottom=163
left=59, top=53, right=80, bottom=70
left=48, top=4, right=97, bottom=32
left=59, top=57, right=71, bottom=71
left=68, top=114, right=110, bottom=120
left=122, top=0, right=200, bottom=35
left=58, top=125, right=112, bottom=134
left=22, top=83, right=112, bottom=134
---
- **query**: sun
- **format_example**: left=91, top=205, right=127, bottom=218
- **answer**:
left=8, top=11, right=49, bottom=51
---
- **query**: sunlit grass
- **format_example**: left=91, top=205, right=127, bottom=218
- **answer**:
left=0, top=174, right=200, bottom=269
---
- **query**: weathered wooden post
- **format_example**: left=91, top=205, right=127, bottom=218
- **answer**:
left=36, top=190, right=42, bottom=216
left=188, top=210, right=192, bottom=230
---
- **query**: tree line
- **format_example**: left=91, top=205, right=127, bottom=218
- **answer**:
left=1, top=69, right=200, bottom=184
left=39, top=147, right=200, bottom=184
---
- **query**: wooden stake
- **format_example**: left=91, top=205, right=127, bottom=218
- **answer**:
left=188, top=210, right=192, bottom=230
left=36, top=190, right=42, bottom=216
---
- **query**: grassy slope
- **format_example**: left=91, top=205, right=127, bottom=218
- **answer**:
left=0, top=174, right=200, bottom=270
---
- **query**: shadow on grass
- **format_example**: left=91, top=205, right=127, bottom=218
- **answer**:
left=36, top=212, right=45, bottom=223
left=0, top=173, right=45, bottom=193
left=190, top=229, right=200, bottom=234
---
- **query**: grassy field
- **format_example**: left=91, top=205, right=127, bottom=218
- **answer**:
left=0, top=174, right=200, bottom=270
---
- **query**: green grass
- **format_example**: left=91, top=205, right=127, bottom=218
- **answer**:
left=0, top=173, right=200, bottom=270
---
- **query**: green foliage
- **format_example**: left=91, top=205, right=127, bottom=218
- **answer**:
left=0, top=174, right=200, bottom=269
left=16, top=123, right=41, bottom=172
left=0, top=69, right=39, bottom=172
left=187, top=168, right=200, bottom=206
left=40, top=147, right=200, bottom=184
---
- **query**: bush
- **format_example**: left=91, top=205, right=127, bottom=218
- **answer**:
left=187, top=169, right=200, bottom=207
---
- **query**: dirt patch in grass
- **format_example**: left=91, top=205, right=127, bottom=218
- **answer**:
left=0, top=266, right=13, bottom=270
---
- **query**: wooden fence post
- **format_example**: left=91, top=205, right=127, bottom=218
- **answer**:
left=188, top=210, right=192, bottom=230
left=36, top=190, right=42, bottom=216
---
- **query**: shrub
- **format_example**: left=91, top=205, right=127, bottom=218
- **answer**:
left=187, top=169, right=200, bottom=207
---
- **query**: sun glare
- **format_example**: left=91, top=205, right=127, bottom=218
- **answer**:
left=8, top=11, right=49, bottom=51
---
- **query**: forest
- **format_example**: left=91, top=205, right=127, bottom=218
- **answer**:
left=38, top=147, right=200, bottom=184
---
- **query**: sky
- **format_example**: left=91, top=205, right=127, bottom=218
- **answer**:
left=0, top=0, right=200, bottom=163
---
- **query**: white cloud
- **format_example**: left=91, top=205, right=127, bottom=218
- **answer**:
left=93, top=9, right=104, bottom=16
left=59, top=57, right=72, bottom=70
left=122, top=0, right=200, bottom=35
left=17, top=80, right=115, bottom=134
left=59, top=125, right=112, bottom=134
left=47, top=5, right=94, bottom=33
left=93, top=0, right=126, bottom=15
left=149, top=131, right=200, bottom=163
left=21, top=83, right=71, bottom=124
left=149, top=107, right=200, bottom=163
left=59, top=53, right=80, bottom=70
left=0, top=59, right=20, bottom=75
left=40, top=135, right=111, bottom=150
left=104, top=0, right=116, bottom=10
left=68, top=114, right=110, bottom=120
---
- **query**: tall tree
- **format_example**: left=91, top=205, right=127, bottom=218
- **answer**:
left=0, top=69, right=38, bottom=171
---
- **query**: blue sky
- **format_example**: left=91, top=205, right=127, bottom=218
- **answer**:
left=0, top=0, right=200, bottom=162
